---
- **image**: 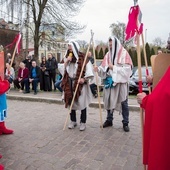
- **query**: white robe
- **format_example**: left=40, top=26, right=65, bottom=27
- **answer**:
left=58, top=59, right=94, bottom=110
left=98, top=51, right=132, bottom=110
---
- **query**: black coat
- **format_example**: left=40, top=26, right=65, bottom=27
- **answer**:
left=46, top=57, right=58, bottom=74
left=23, top=59, right=32, bottom=71
left=29, top=66, right=41, bottom=79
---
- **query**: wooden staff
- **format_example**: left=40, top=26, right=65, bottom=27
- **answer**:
left=141, top=33, right=151, bottom=94
left=63, top=36, right=93, bottom=130
left=133, top=1, right=146, bottom=169
left=137, top=33, right=147, bottom=170
left=10, top=34, right=21, bottom=68
left=0, top=51, right=4, bottom=80
left=136, top=30, right=144, bottom=127
left=91, top=30, right=103, bottom=129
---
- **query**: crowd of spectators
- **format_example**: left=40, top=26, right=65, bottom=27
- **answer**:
left=5, top=53, right=58, bottom=95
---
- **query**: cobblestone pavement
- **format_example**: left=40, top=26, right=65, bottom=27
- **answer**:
left=6, top=88, right=139, bottom=112
left=0, top=100, right=144, bottom=170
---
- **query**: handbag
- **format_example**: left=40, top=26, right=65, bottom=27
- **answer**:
left=44, top=70, right=49, bottom=76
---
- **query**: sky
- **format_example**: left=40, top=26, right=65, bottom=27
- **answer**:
left=74, top=0, right=170, bottom=46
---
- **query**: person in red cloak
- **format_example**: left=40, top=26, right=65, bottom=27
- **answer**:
left=0, top=77, right=14, bottom=170
left=0, top=77, right=13, bottom=134
left=137, top=66, right=170, bottom=170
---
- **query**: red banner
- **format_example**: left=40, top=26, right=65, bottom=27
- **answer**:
left=0, top=51, right=4, bottom=80
left=5, top=33, right=21, bottom=54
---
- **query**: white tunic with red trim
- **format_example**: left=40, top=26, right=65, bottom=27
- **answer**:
left=98, top=37, right=133, bottom=110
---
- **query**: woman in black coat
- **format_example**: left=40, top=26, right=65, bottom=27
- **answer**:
left=40, top=56, right=50, bottom=91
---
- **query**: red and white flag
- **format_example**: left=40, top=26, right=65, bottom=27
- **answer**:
left=5, top=33, right=21, bottom=54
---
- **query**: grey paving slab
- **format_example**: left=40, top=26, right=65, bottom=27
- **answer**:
left=0, top=98, right=144, bottom=170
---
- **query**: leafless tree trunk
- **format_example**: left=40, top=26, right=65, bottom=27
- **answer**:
left=25, top=0, right=30, bottom=57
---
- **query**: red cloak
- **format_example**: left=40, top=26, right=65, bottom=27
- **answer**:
left=142, top=66, right=170, bottom=170
left=0, top=77, right=9, bottom=95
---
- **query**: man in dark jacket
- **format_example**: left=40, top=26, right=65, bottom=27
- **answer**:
left=24, top=60, right=40, bottom=95
left=46, top=53, right=58, bottom=91
left=23, top=55, right=32, bottom=71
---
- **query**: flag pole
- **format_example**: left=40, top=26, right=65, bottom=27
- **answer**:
left=0, top=49, right=4, bottom=80
left=63, top=34, right=92, bottom=130
left=137, top=32, right=146, bottom=170
left=91, top=30, right=103, bottom=129
left=141, top=33, right=151, bottom=94
left=133, top=0, right=147, bottom=169
left=10, top=33, right=21, bottom=68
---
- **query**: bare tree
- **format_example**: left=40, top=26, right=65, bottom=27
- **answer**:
left=167, top=33, right=170, bottom=51
left=22, top=0, right=85, bottom=61
left=77, top=40, right=88, bottom=51
left=1, top=0, right=20, bottom=22
left=153, top=37, right=165, bottom=47
left=110, top=22, right=126, bottom=45
left=2, top=0, right=85, bottom=61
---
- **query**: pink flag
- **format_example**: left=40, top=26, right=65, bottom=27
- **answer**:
left=125, top=5, right=143, bottom=42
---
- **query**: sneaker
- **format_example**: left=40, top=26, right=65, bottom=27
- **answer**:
left=19, top=89, right=23, bottom=93
left=123, top=124, right=130, bottom=132
left=103, top=120, right=113, bottom=128
left=80, top=123, right=86, bottom=131
left=68, top=121, right=77, bottom=129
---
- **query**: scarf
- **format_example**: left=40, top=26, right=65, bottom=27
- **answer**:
left=101, top=36, right=133, bottom=72
left=61, top=52, right=88, bottom=108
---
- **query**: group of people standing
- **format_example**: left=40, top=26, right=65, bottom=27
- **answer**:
left=5, top=36, right=132, bottom=132
left=58, top=37, right=132, bottom=131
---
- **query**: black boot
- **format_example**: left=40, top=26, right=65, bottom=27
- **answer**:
left=123, top=123, right=130, bottom=132
left=103, top=120, right=113, bottom=128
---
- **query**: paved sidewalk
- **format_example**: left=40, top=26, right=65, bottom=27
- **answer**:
left=0, top=99, right=143, bottom=170
left=6, top=88, right=139, bottom=111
